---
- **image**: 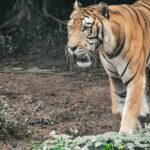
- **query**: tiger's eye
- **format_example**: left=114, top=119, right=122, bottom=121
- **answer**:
left=82, top=26, right=91, bottom=33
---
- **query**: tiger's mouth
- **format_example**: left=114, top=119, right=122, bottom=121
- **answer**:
left=75, top=54, right=92, bottom=68
left=66, top=47, right=96, bottom=68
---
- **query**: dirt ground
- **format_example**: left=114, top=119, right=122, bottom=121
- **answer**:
left=0, top=66, right=120, bottom=149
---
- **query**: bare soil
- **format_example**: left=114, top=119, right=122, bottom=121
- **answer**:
left=0, top=67, right=120, bottom=149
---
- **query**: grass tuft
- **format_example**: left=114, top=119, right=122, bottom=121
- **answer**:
left=0, top=96, right=30, bottom=140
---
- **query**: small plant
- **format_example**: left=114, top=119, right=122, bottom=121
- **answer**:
left=0, top=96, right=30, bottom=140
left=30, top=127, right=150, bottom=150
left=69, top=128, right=79, bottom=138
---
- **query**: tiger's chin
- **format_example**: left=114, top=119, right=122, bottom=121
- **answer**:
left=66, top=49, right=96, bottom=68
left=76, top=54, right=92, bottom=68
left=76, top=61, right=92, bottom=68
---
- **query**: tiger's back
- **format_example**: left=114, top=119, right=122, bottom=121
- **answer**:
left=107, top=0, right=150, bottom=60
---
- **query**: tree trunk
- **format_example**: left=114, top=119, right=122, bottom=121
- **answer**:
left=0, top=0, right=38, bottom=28
left=0, top=0, right=66, bottom=29
left=42, top=0, right=66, bottom=31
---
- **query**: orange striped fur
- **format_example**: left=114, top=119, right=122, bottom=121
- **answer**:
left=66, top=0, right=150, bottom=133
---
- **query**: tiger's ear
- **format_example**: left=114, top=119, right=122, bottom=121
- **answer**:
left=74, top=0, right=81, bottom=10
left=98, top=2, right=109, bottom=18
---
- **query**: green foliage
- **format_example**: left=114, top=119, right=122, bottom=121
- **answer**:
left=30, top=127, right=150, bottom=150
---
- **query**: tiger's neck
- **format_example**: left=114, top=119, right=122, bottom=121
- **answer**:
left=99, top=19, right=125, bottom=59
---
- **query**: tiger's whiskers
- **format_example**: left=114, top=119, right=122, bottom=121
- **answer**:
left=87, top=50, right=97, bottom=68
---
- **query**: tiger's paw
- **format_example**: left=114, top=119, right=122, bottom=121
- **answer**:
left=119, top=120, right=140, bottom=134
left=119, top=127, right=133, bottom=134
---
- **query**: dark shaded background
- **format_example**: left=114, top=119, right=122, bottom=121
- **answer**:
left=0, top=0, right=136, bottom=69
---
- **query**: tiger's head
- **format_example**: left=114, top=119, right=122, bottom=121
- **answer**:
left=66, top=1, right=110, bottom=68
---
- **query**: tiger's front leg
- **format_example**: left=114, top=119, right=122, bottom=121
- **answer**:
left=109, top=77, right=126, bottom=118
left=119, top=70, right=145, bottom=133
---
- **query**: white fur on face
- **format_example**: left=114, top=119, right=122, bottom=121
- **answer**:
left=76, top=61, right=92, bottom=67
left=82, top=17, right=94, bottom=26
left=68, top=19, right=73, bottom=27
left=68, top=47, right=74, bottom=56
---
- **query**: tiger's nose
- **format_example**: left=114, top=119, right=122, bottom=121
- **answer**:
left=68, top=46, right=78, bottom=52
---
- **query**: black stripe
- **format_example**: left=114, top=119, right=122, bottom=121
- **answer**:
left=96, top=25, right=99, bottom=39
left=115, top=91, right=127, bottom=98
left=86, top=40, right=94, bottom=45
left=83, top=10, right=94, bottom=18
left=87, top=24, right=101, bottom=41
left=86, top=22, right=102, bottom=50
left=125, top=64, right=141, bottom=86
left=140, top=2, right=150, bottom=12
left=87, top=20, right=95, bottom=36
left=101, top=53, right=113, bottom=65
left=128, top=5, right=145, bottom=44
left=142, top=1, right=150, bottom=6
left=95, top=39, right=101, bottom=50
left=101, top=21, right=104, bottom=40
left=131, top=9, right=147, bottom=55
left=107, top=68, right=119, bottom=75
left=95, top=24, right=103, bottom=50
left=121, top=5, right=135, bottom=21
left=110, top=77, right=122, bottom=81
left=123, top=36, right=132, bottom=58
left=121, top=55, right=133, bottom=77
left=128, top=5, right=143, bottom=30
left=139, top=10, right=148, bottom=27
left=84, top=15, right=90, bottom=18
left=110, top=10, right=120, bottom=14
left=147, top=51, right=150, bottom=64
left=137, top=3, right=150, bottom=34
left=110, top=9, right=124, bottom=18
left=138, top=10, right=149, bottom=53
left=86, top=22, right=92, bottom=25
left=87, top=36, right=97, bottom=40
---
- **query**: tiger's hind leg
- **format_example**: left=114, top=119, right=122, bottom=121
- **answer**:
left=109, top=77, right=126, bottom=118
left=139, top=68, right=150, bottom=124
left=140, top=68, right=150, bottom=116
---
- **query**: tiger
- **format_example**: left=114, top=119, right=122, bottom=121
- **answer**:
left=66, top=0, right=150, bottom=134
